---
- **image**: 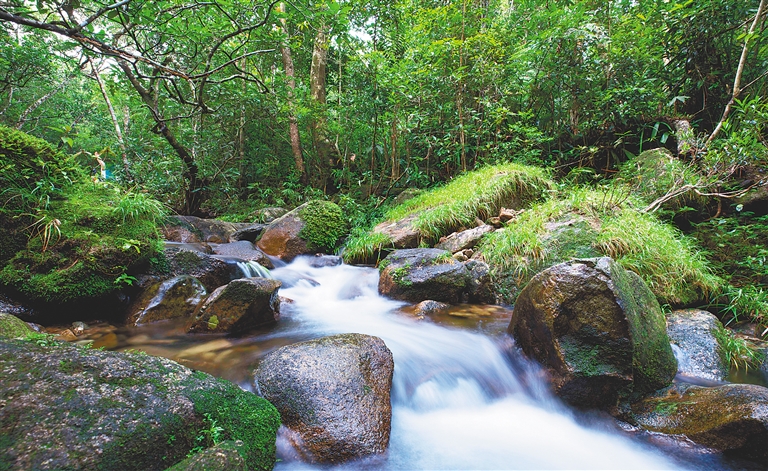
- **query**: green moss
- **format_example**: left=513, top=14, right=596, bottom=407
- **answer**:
left=480, top=186, right=721, bottom=306
left=0, top=313, right=33, bottom=339
left=298, top=200, right=349, bottom=253
left=183, top=377, right=280, bottom=471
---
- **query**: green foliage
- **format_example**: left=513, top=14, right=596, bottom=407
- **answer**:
left=713, top=326, right=765, bottom=371
left=343, top=230, right=394, bottom=265
left=298, top=200, right=349, bottom=253
left=113, top=189, right=169, bottom=225
left=24, top=332, right=59, bottom=347
left=480, top=187, right=721, bottom=305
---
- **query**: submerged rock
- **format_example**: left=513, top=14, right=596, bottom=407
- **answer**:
left=508, top=257, right=677, bottom=410
left=633, top=382, right=768, bottom=464
left=666, top=309, right=728, bottom=382
left=126, top=275, right=207, bottom=326
left=253, top=333, right=394, bottom=463
left=187, top=278, right=281, bottom=334
left=378, top=248, right=471, bottom=304
left=0, top=338, right=279, bottom=471
left=413, top=300, right=451, bottom=317
left=0, top=312, right=33, bottom=338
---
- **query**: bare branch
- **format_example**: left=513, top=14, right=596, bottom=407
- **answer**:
left=75, top=0, right=132, bottom=32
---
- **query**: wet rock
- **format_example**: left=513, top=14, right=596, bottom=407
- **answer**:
left=633, top=382, right=768, bottom=464
left=0, top=339, right=279, bottom=471
left=465, top=259, right=495, bottom=304
left=0, top=312, right=33, bottom=338
left=162, top=222, right=202, bottom=243
left=508, top=257, right=677, bottom=410
left=307, top=254, right=343, bottom=268
left=170, top=216, right=250, bottom=244
left=413, top=300, right=451, bottom=317
left=71, top=321, right=87, bottom=336
left=378, top=249, right=472, bottom=304
left=253, top=333, right=394, bottom=463
left=372, top=214, right=421, bottom=250
left=188, top=278, right=281, bottom=335
left=166, top=441, right=248, bottom=471
left=257, top=201, right=348, bottom=261
left=667, top=309, right=728, bottom=382
left=211, top=241, right=274, bottom=269
left=161, top=247, right=239, bottom=292
left=127, top=275, right=207, bottom=326
left=435, top=225, right=494, bottom=253
left=230, top=224, right=268, bottom=243
left=0, top=293, right=36, bottom=322
left=55, top=328, right=79, bottom=342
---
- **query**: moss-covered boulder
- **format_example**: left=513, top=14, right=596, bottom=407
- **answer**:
left=633, top=382, right=768, bottom=464
left=253, top=334, right=394, bottom=463
left=257, top=200, right=348, bottom=261
left=187, top=278, right=281, bottom=335
left=0, top=127, right=166, bottom=318
left=508, top=257, right=677, bottom=410
left=127, top=275, right=207, bottom=326
left=165, top=440, right=248, bottom=471
left=0, top=338, right=279, bottom=471
left=667, top=309, right=728, bottom=383
left=343, top=163, right=552, bottom=264
left=378, top=249, right=472, bottom=304
left=0, top=312, right=33, bottom=338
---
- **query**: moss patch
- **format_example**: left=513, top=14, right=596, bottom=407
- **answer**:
left=298, top=200, right=348, bottom=253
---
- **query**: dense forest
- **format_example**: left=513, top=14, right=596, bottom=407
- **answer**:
left=1, top=1, right=767, bottom=329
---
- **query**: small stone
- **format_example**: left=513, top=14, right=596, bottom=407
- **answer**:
left=71, top=321, right=88, bottom=336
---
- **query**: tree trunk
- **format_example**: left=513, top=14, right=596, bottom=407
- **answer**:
left=15, top=77, right=70, bottom=130
left=89, top=57, right=132, bottom=182
left=707, top=0, right=767, bottom=145
left=118, top=60, right=205, bottom=215
left=277, top=3, right=307, bottom=185
left=309, top=21, right=335, bottom=191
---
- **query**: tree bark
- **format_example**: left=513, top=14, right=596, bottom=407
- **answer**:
left=117, top=60, right=205, bottom=215
left=277, top=3, right=307, bottom=185
left=15, top=78, right=70, bottom=130
left=309, top=20, right=335, bottom=190
left=88, top=57, right=132, bottom=182
left=707, top=0, right=767, bottom=145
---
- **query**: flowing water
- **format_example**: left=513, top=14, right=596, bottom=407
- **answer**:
left=107, top=256, right=736, bottom=470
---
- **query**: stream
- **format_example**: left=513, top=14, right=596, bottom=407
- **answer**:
left=104, top=256, right=736, bottom=470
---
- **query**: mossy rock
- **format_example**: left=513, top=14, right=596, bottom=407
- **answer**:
left=378, top=248, right=471, bottom=304
left=165, top=440, right=248, bottom=471
left=508, top=257, right=677, bottom=410
left=0, top=338, right=280, bottom=471
left=187, top=278, right=282, bottom=334
left=257, top=200, right=348, bottom=261
left=0, top=313, right=33, bottom=338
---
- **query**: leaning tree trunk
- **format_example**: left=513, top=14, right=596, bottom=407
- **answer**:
left=117, top=60, right=205, bottom=215
left=89, top=57, right=132, bottom=182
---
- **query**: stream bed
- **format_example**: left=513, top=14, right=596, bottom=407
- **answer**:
left=83, top=256, right=744, bottom=469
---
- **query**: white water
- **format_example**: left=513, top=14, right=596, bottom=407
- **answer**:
left=268, top=256, right=683, bottom=470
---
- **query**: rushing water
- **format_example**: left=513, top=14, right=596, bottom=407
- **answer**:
left=108, top=256, right=735, bottom=470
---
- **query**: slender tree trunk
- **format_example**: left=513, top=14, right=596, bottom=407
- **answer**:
left=277, top=3, right=307, bottom=185
left=88, top=57, right=132, bottom=182
left=15, top=77, right=70, bottom=129
left=309, top=20, right=335, bottom=190
left=707, top=0, right=767, bottom=145
left=118, top=60, right=205, bottom=214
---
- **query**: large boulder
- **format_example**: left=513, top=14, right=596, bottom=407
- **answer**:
left=187, top=278, right=281, bottom=334
left=0, top=312, right=33, bottom=338
left=257, top=201, right=348, bottom=261
left=508, top=257, right=677, bottom=410
left=667, top=309, right=728, bottom=382
left=168, top=216, right=251, bottom=244
left=0, top=338, right=280, bottom=471
left=160, top=247, right=238, bottom=292
left=253, top=334, right=394, bottom=463
left=378, top=249, right=472, bottom=304
left=126, top=275, right=207, bottom=326
left=230, top=224, right=268, bottom=243
left=633, top=382, right=768, bottom=464
left=372, top=214, right=422, bottom=250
